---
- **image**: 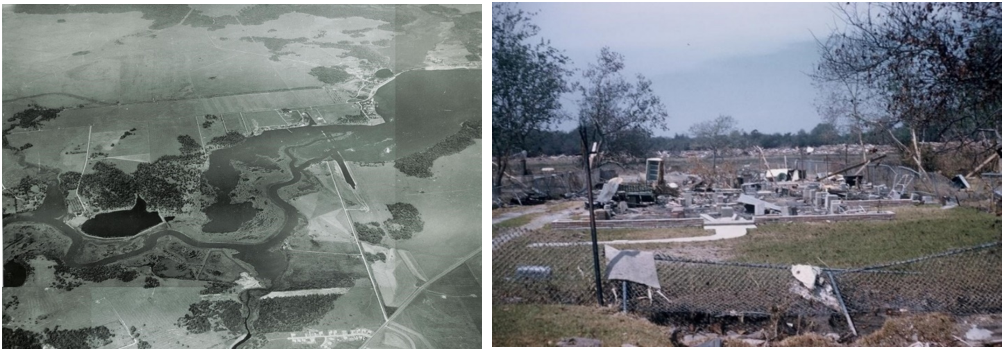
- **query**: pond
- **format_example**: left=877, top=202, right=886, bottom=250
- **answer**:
left=80, top=196, right=162, bottom=238
left=3, top=261, right=28, bottom=287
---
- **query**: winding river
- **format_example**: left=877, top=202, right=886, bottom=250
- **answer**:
left=1, top=69, right=481, bottom=283
left=2, top=69, right=479, bottom=349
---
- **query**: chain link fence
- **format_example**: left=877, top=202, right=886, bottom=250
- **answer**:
left=493, top=227, right=1002, bottom=333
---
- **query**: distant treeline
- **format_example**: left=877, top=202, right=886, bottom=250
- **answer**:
left=522, top=122, right=909, bottom=157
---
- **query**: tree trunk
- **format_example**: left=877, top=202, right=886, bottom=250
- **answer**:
left=494, top=157, right=509, bottom=193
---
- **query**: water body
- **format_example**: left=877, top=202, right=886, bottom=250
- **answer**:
left=333, top=151, right=355, bottom=189
left=3, top=68, right=481, bottom=285
left=80, top=196, right=162, bottom=238
left=3, top=261, right=28, bottom=287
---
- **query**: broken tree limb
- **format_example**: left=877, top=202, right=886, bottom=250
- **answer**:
left=820, top=154, right=887, bottom=180
left=966, top=153, right=1001, bottom=178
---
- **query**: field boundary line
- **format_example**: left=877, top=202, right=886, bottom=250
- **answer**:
left=330, top=166, right=389, bottom=322
left=194, top=115, right=207, bottom=153
left=75, top=125, right=92, bottom=213
left=361, top=248, right=481, bottom=348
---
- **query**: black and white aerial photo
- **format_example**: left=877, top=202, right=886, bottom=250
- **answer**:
left=2, top=4, right=481, bottom=349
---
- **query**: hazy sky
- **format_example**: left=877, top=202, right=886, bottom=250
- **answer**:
left=511, top=2, right=844, bottom=136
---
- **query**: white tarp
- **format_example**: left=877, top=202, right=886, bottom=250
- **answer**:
left=596, top=177, right=622, bottom=203
left=604, top=245, right=660, bottom=289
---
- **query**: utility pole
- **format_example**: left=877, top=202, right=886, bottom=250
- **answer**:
left=579, top=126, right=604, bottom=306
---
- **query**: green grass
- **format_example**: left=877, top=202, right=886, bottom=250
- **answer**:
left=734, top=206, right=1001, bottom=268
left=494, top=214, right=536, bottom=229
left=492, top=304, right=672, bottom=347
left=592, top=228, right=712, bottom=242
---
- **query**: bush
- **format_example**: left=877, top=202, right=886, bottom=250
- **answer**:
left=143, top=276, right=160, bottom=288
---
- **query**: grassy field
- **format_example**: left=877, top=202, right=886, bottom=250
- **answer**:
left=493, top=304, right=672, bottom=347
left=494, top=214, right=536, bottom=229
left=734, top=206, right=1001, bottom=268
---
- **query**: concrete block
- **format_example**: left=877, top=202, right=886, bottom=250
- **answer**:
left=720, top=207, right=734, bottom=218
left=593, top=209, right=609, bottom=220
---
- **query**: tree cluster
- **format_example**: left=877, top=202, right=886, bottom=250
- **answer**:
left=364, top=252, right=387, bottom=263
left=78, top=135, right=204, bottom=212
left=394, top=118, right=480, bottom=178
left=42, top=325, right=114, bottom=349
left=382, top=202, right=423, bottom=240
left=308, top=65, right=352, bottom=84
left=253, top=294, right=339, bottom=334
left=209, top=131, right=246, bottom=148
left=814, top=3, right=1001, bottom=175
left=353, top=221, right=384, bottom=245
left=79, top=161, right=138, bottom=209
left=4, top=104, right=63, bottom=131
left=53, top=262, right=137, bottom=291
left=492, top=3, right=572, bottom=187
left=177, top=300, right=244, bottom=335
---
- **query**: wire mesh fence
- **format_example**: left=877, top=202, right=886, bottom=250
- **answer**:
left=493, top=227, right=1002, bottom=328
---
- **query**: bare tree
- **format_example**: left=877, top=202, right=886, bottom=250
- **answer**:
left=492, top=3, right=572, bottom=188
left=576, top=47, right=668, bottom=164
left=575, top=47, right=667, bottom=307
left=814, top=2, right=1001, bottom=178
left=689, top=115, right=739, bottom=179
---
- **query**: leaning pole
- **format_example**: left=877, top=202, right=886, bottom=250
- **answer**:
left=579, top=131, right=605, bottom=307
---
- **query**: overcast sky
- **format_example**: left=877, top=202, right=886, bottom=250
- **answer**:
left=511, top=2, right=845, bottom=136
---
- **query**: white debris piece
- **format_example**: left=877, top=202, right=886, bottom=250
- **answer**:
left=788, top=265, right=840, bottom=311
left=791, top=264, right=820, bottom=289
left=965, top=326, right=993, bottom=341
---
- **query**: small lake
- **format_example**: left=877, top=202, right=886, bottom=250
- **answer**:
left=80, top=196, right=162, bottom=238
left=3, top=261, right=28, bottom=287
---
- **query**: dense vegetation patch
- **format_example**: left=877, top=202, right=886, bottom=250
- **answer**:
left=78, top=135, right=205, bottom=212
left=2, top=327, right=43, bottom=348
left=308, top=66, right=352, bottom=84
left=394, top=118, right=480, bottom=178
left=4, top=104, right=63, bottom=131
left=353, top=221, right=384, bottom=245
left=364, top=252, right=387, bottom=263
left=43, top=325, right=114, bottom=349
left=209, top=131, right=246, bottom=148
left=382, top=203, right=423, bottom=240
left=3, top=325, right=115, bottom=349
left=177, top=300, right=244, bottom=335
left=53, top=262, right=137, bottom=291
left=79, top=161, right=138, bottom=209
left=199, top=281, right=236, bottom=295
left=253, top=294, right=339, bottom=334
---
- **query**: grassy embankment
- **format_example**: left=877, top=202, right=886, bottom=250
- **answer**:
left=492, top=304, right=672, bottom=347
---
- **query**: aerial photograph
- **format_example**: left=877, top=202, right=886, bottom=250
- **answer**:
left=493, top=2, right=1000, bottom=347
left=2, top=4, right=481, bottom=349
